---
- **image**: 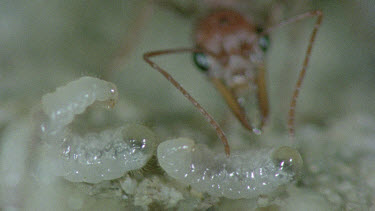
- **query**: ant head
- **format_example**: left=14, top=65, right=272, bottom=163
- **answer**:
left=194, top=10, right=257, bottom=62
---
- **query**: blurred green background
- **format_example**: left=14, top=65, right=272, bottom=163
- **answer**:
left=1, top=0, right=375, bottom=210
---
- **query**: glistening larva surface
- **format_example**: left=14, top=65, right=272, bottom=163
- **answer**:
left=41, top=76, right=118, bottom=135
left=40, top=76, right=157, bottom=183
left=57, top=124, right=157, bottom=183
left=157, top=138, right=303, bottom=199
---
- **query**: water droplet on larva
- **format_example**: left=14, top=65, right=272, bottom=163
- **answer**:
left=272, top=146, right=303, bottom=179
left=120, top=124, right=157, bottom=155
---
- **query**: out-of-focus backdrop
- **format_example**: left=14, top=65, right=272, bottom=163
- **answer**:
left=1, top=0, right=375, bottom=210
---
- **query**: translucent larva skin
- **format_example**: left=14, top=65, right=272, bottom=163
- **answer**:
left=157, top=138, right=303, bottom=199
left=59, top=124, right=156, bottom=183
left=42, top=76, right=118, bottom=133
left=40, top=77, right=156, bottom=183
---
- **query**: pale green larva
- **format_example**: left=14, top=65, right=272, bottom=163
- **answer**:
left=157, top=138, right=303, bottom=199
left=41, top=76, right=118, bottom=135
left=58, top=124, right=156, bottom=183
left=40, top=76, right=156, bottom=183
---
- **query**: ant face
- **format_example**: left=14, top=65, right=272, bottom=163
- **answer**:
left=143, top=9, right=323, bottom=156
left=192, top=10, right=270, bottom=136
left=193, top=10, right=270, bottom=92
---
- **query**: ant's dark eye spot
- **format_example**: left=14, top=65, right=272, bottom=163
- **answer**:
left=219, top=16, right=229, bottom=25
left=193, top=52, right=209, bottom=72
left=258, top=35, right=270, bottom=52
left=256, top=26, right=264, bottom=34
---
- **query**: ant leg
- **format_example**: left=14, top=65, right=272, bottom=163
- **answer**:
left=212, top=65, right=269, bottom=135
left=211, top=66, right=269, bottom=135
left=261, top=10, right=323, bottom=138
left=256, top=62, right=269, bottom=131
left=143, top=48, right=230, bottom=157
left=211, top=78, right=255, bottom=133
left=288, top=11, right=323, bottom=139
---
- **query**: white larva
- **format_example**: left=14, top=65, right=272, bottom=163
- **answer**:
left=41, top=76, right=118, bottom=136
left=157, top=138, right=303, bottom=199
left=40, top=76, right=157, bottom=183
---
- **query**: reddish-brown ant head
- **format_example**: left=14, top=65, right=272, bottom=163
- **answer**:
left=193, top=9, right=269, bottom=89
left=143, top=10, right=323, bottom=156
left=194, top=10, right=258, bottom=62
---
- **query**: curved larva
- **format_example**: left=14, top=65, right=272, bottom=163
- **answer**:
left=42, top=76, right=118, bottom=134
left=157, top=138, right=303, bottom=199
left=58, top=124, right=157, bottom=183
left=40, top=76, right=156, bottom=183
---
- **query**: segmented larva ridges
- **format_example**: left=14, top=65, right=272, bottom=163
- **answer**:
left=157, top=138, right=303, bottom=199
left=41, top=76, right=156, bottom=183
left=42, top=76, right=118, bottom=134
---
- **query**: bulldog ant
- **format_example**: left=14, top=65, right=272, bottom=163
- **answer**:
left=143, top=9, right=323, bottom=157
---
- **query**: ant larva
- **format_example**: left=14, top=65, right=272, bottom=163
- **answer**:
left=40, top=77, right=157, bottom=183
left=144, top=9, right=323, bottom=157
left=157, top=137, right=303, bottom=199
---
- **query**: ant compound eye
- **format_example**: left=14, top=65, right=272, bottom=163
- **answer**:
left=258, top=35, right=270, bottom=52
left=193, top=52, right=210, bottom=72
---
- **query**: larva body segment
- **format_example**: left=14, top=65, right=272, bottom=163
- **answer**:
left=42, top=76, right=118, bottom=133
left=40, top=76, right=156, bottom=183
left=157, top=138, right=303, bottom=199
left=58, top=124, right=156, bottom=183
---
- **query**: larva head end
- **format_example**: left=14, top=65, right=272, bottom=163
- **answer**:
left=272, top=146, right=303, bottom=180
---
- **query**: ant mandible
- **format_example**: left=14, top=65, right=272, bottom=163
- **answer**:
left=143, top=9, right=323, bottom=157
